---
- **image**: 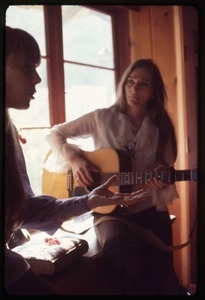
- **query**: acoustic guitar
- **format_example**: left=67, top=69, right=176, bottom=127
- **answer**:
left=42, top=148, right=197, bottom=214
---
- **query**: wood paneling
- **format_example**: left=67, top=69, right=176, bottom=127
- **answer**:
left=181, top=5, right=198, bottom=285
left=129, top=6, right=152, bottom=60
left=128, top=5, right=198, bottom=287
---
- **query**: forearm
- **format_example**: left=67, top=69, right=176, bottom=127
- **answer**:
left=22, top=195, right=89, bottom=234
left=62, top=143, right=84, bottom=163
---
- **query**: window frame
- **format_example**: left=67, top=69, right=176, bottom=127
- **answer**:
left=43, top=5, right=130, bottom=127
left=44, top=5, right=65, bottom=126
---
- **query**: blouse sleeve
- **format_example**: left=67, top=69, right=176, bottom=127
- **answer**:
left=44, top=111, right=97, bottom=173
left=46, top=111, right=96, bottom=150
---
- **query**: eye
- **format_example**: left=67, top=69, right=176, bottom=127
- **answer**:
left=23, top=64, right=36, bottom=73
left=126, top=78, right=135, bottom=86
left=139, top=81, right=150, bottom=89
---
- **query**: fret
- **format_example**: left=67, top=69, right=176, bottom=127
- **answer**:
left=132, top=171, right=134, bottom=185
left=163, top=170, right=170, bottom=182
left=137, top=172, right=141, bottom=184
left=124, top=172, right=129, bottom=185
left=118, top=172, right=122, bottom=185
left=143, top=172, right=145, bottom=183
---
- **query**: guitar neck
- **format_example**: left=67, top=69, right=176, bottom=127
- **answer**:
left=93, top=168, right=196, bottom=186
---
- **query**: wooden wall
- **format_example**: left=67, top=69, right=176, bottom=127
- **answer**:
left=127, top=5, right=198, bottom=288
left=181, top=6, right=198, bottom=286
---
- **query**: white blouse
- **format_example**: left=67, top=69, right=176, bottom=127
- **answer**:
left=45, top=106, right=179, bottom=213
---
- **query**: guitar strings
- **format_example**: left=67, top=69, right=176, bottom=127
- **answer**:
left=91, top=170, right=171, bottom=185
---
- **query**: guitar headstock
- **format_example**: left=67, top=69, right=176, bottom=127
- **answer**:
left=168, top=167, right=198, bottom=184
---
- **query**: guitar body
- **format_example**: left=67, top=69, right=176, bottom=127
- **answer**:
left=42, top=169, right=68, bottom=199
left=42, top=148, right=132, bottom=214
left=42, top=149, right=68, bottom=199
left=68, top=148, right=132, bottom=214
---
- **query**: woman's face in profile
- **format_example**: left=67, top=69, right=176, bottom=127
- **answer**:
left=6, top=52, right=41, bottom=110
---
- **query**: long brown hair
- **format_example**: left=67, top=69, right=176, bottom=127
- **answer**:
left=114, top=58, right=177, bottom=165
left=5, top=111, right=27, bottom=242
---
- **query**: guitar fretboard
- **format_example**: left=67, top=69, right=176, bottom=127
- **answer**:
left=90, top=168, right=196, bottom=186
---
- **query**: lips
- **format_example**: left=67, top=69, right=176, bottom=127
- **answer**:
left=130, top=95, right=139, bottom=102
left=28, top=90, right=36, bottom=99
left=27, top=94, right=34, bottom=100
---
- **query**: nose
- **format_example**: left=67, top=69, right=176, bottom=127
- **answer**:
left=131, top=82, right=140, bottom=92
left=33, top=69, right=41, bottom=84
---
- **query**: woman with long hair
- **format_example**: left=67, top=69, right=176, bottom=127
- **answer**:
left=46, top=58, right=188, bottom=295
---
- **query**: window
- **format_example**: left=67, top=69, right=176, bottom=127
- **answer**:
left=62, top=6, right=116, bottom=151
left=62, top=6, right=116, bottom=121
left=6, top=5, right=130, bottom=194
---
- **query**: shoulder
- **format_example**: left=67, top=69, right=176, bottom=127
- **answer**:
left=94, top=105, right=120, bottom=118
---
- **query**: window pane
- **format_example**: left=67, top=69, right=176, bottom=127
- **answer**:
left=62, top=5, right=114, bottom=68
left=64, top=63, right=116, bottom=121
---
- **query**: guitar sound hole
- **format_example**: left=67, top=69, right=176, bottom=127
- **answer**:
left=91, top=172, right=102, bottom=186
